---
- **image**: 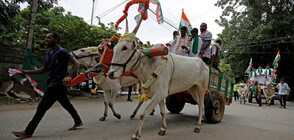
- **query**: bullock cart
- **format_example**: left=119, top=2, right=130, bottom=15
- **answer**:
left=247, top=80, right=276, bottom=105
left=166, top=67, right=234, bottom=123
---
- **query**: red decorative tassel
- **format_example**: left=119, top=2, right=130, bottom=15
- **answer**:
left=162, top=56, right=168, bottom=60
left=152, top=72, right=157, bottom=77
left=115, top=0, right=150, bottom=29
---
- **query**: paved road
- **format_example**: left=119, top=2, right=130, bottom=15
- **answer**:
left=1, top=94, right=294, bottom=140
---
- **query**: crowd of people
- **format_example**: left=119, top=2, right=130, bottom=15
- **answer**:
left=166, top=23, right=223, bottom=70
left=237, top=64, right=290, bottom=108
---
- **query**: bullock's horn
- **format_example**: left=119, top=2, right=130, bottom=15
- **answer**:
left=132, top=19, right=142, bottom=35
left=125, top=14, right=129, bottom=34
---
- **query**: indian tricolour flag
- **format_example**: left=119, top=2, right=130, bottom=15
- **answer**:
left=272, top=51, right=280, bottom=69
left=134, top=0, right=164, bottom=24
left=244, top=57, right=252, bottom=74
left=150, top=0, right=164, bottom=24
left=179, top=9, right=192, bottom=35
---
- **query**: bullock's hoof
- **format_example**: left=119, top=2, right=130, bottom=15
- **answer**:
left=115, top=114, right=121, bottom=119
left=131, top=137, right=139, bottom=140
left=130, top=114, right=135, bottom=119
left=158, top=130, right=166, bottom=136
left=99, top=116, right=106, bottom=121
left=194, top=128, right=201, bottom=133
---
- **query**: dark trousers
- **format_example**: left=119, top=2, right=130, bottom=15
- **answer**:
left=25, top=86, right=82, bottom=135
left=255, top=95, right=262, bottom=106
left=127, top=85, right=132, bottom=100
left=279, top=94, right=287, bottom=107
left=233, top=91, right=239, bottom=101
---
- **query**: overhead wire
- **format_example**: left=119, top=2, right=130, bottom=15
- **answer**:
left=148, top=8, right=178, bottom=30
left=86, top=0, right=128, bottom=24
left=160, top=4, right=179, bottom=24
left=148, top=10, right=174, bottom=32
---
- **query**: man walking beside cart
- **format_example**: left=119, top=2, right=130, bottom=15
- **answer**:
left=12, top=32, right=83, bottom=138
left=276, top=78, right=290, bottom=109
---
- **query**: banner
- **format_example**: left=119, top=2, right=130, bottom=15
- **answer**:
left=8, top=68, right=44, bottom=97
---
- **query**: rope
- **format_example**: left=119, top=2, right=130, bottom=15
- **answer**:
left=168, top=54, right=175, bottom=94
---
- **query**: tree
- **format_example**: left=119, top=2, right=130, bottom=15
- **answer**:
left=0, top=0, right=58, bottom=41
left=6, top=6, right=121, bottom=51
left=215, top=0, right=294, bottom=98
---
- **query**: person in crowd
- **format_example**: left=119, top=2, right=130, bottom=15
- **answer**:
left=166, top=31, right=179, bottom=53
left=252, top=81, right=262, bottom=106
left=264, top=64, right=276, bottom=81
left=247, top=67, right=257, bottom=83
left=188, top=28, right=203, bottom=57
left=174, top=26, right=190, bottom=56
left=199, top=23, right=212, bottom=64
left=276, top=78, right=290, bottom=109
left=256, top=66, right=265, bottom=89
left=210, top=38, right=223, bottom=70
left=233, top=81, right=239, bottom=101
left=12, top=32, right=83, bottom=138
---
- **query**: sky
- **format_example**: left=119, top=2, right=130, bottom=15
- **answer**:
left=22, top=0, right=224, bottom=44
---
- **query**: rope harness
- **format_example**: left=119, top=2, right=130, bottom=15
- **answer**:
left=110, top=48, right=138, bottom=74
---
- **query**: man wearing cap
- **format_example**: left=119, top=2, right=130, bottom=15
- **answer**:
left=210, top=38, right=223, bottom=70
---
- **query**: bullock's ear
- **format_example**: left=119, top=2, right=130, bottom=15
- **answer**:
left=132, top=40, right=137, bottom=49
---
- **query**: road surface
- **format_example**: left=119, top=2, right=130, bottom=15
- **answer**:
left=1, top=94, right=294, bottom=140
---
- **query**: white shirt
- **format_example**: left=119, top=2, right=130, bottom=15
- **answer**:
left=174, top=35, right=190, bottom=56
left=276, top=83, right=290, bottom=95
left=256, top=69, right=266, bottom=86
left=188, top=37, right=203, bottom=57
left=200, top=30, right=212, bottom=58
left=249, top=71, right=257, bottom=83
left=168, top=39, right=177, bottom=54
left=263, top=68, right=276, bottom=80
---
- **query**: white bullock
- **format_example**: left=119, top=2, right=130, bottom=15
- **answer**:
left=71, top=47, right=140, bottom=121
left=108, top=32, right=209, bottom=139
left=237, top=83, right=250, bottom=104
left=263, top=80, right=275, bottom=106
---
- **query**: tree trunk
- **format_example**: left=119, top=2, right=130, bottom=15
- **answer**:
left=26, top=0, right=39, bottom=49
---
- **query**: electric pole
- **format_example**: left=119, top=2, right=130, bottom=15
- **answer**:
left=91, top=0, right=95, bottom=26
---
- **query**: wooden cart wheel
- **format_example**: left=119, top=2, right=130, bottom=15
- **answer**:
left=205, top=91, right=225, bottom=123
left=248, top=91, right=253, bottom=103
left=166, top=94, right=185, bottom=114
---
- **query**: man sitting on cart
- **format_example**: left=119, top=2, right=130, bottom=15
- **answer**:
left=264, top=64, right=276, bottom=82
left=210, top=38, right=223, bottom=70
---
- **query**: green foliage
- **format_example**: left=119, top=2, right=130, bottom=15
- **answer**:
left=2, top=6, right=121, bottom=51
left=0, top=0, right=58, bottom=41
left=0, top=0, right=21, bottom=37
left=215, top=0, right=294, bottom=83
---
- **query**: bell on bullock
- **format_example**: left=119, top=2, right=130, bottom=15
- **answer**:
left=141, top=47, right=168, bottom=57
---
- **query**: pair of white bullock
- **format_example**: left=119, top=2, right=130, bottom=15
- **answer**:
left=106, top=20, right=209, bottom=140
left=73, top=21, right=209, bottom=140
left=238, top=80, right=275, bottom=105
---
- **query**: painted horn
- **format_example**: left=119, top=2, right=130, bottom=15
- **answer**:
left=125, top=14, right=129, bottom=33
left=132, top=19, right=142, bottom=35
